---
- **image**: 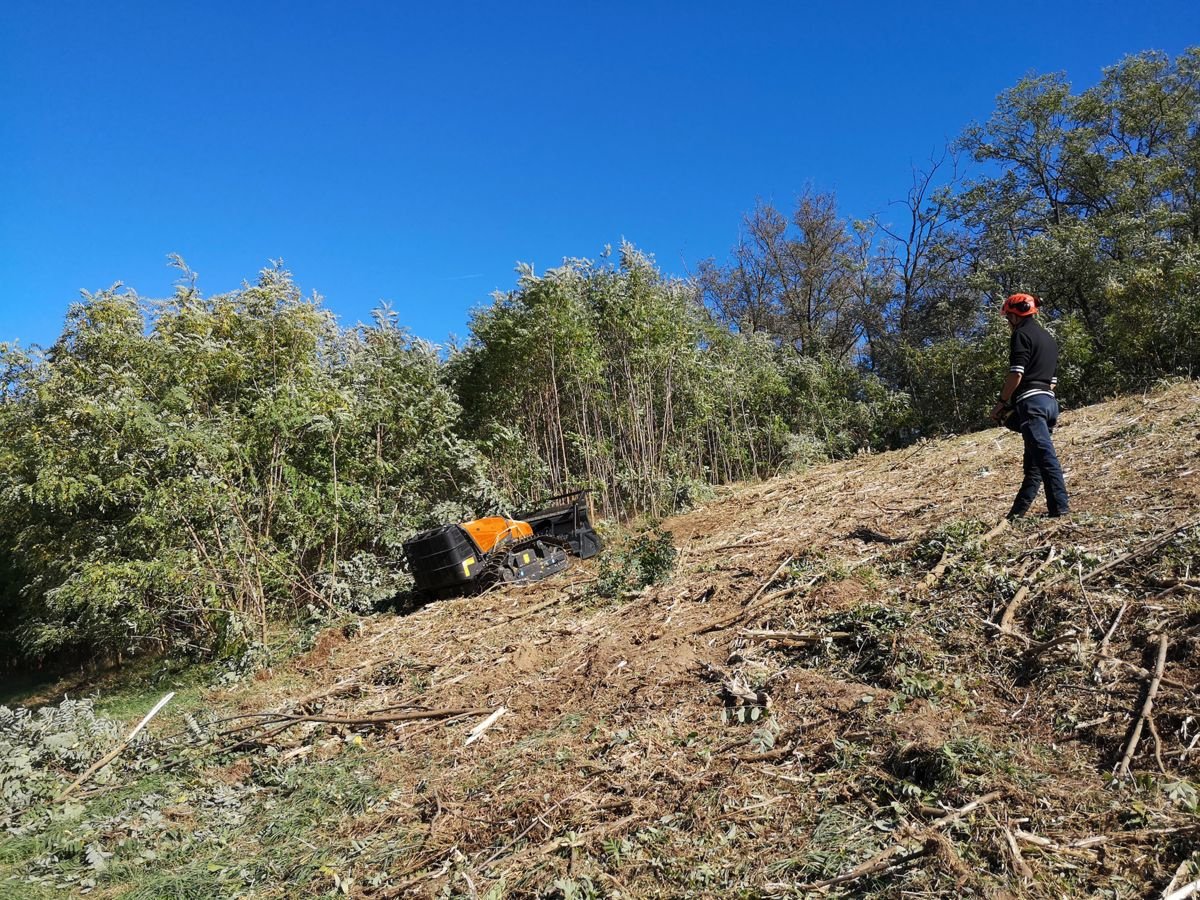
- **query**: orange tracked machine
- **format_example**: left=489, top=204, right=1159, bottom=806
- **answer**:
left=402, top=490, right=601, bottom=597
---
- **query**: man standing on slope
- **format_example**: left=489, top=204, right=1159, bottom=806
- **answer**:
left=989, top=293, right=1070, bottom=518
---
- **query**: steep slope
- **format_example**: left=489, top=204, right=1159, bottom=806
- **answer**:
left=4, top=382, right=1199, bottom=899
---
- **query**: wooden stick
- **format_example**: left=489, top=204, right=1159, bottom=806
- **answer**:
left=925, top=519, right=1009, bottom=588
left=739, top=629, right=850, bottom=643
left=747, top=554, right=795, bottom=606
left=55, top=692, right=175, bottom=802
left=926, top=791, right=1004, bottom=828
left=1004, top=828, right=1034, bottom=878
left=1149, top=715, right=1167, bottom=774
left=923, top=548, right=951, bottom=587
left=1013, top=829, right=1098, bottom=861
left=464, top=707, right=507, bottom=746
left=1165, top=877, right=1200, bottom=900
left=1097, top=601, right=1128, bottom=660
left=1117, top=634, right=1169, bottom=779
left=796, top=791, right=1002, bottom=890
left=1023, top=629, right=1078, bottom=661
left=998, top=546, right=1057, bottom=633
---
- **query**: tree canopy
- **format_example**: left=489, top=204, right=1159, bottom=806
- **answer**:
left=2, top=48, right=1197, bottom=668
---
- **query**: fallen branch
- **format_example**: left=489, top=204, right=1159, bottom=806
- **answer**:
left=1004, top=828, right=1034, bottom=878
left=997, top=546, right=1057, bottom=634
left=1082, top=519, right=1200, bottom=586
left=925, top=519, right=1008, bottom=589
left=739, top=628, right=850, bottom=645
left=701, top=532, right=769, bottom=554
left=1117, top=633, right=1169, bottom=780
left=795, top=790, right=1003, bottom=890
left=1166, top=877, right=1200, bottom=900
left=1022, top=628, right=1078, bottom=662
left=222, top=705, right=493, bottom=731
left=1097, top=601, right=1128, bottom=661
left=747, top=554, right=796, bottom=606
left=464, top=707, right=507, bottom=746
left=55, top=691, right=175, bottom=802
left=1013, top=829, right=1099, bottom=861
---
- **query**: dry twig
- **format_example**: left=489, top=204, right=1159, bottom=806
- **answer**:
left=1117, top=633, right=1169, bottom=779
left=55, top=692, right=175, bottom=802
left=925, top=519, right=1008, bottom=589
left=464, top=707, right=507, bottom=746
left=795, top=790, right=1003, bottom=890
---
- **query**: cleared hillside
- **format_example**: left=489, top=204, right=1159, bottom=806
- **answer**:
left=4, top=381, right=1200, bottom=899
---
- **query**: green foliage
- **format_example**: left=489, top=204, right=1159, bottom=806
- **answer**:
left=3, top=46, right=1199, bottom=670
left=779, top=352, right=912, bottom=459
left=0, top=265, right=498, bottom=664
left=955, top=48, right=1200, bottom=401
left=821, top=604, right=916, bottom=682
left=453, top=243, right=910, bottom=518
left=592, top=524, right=678, bottom=600
left=451, top=245, right=794, bottom=517
left=912, top=520, right=988, bottom=567
left=0, top=700, right=122, bottom=821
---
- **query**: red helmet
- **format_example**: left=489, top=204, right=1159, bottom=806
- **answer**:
left=1002, top=293, right=1038, bottom=317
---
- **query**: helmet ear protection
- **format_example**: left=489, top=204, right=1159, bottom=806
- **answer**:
left=1002, top=293, right=1038, bottom=317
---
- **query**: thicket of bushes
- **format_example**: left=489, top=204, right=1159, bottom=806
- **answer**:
left=1, top=48, right=1197, bottom=667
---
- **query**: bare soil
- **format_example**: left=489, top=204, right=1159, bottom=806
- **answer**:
left=12, top=382, right=1200, bottom=898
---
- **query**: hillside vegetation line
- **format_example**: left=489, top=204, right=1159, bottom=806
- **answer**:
left=1, top=47, right=1199, bottom=666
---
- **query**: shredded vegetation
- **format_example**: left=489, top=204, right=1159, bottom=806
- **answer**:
left=3, top=381, right=1199, bottom=898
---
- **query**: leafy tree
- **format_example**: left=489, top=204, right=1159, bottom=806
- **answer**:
left=955, top=49, right=1200, bottom=398
left=699, top=191, right=865, bottom=360
left=0, top=265, right=495, bottom=665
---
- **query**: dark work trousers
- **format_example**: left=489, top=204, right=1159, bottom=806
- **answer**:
left=1006, top=393, right=1070, bottom=517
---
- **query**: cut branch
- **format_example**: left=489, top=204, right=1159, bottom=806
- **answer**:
left=795, top=790, right=1003, bottom=890
left=1117, top=633, right=1169, bottom=780
left=55, top=692, right=175, bottom=802
left=998, top=546, right=1057, bottom=634
left=926, top=519, right=1008, bottom=588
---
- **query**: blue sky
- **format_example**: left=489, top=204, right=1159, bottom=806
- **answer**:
left=2, top=1, right=1198, bottom=348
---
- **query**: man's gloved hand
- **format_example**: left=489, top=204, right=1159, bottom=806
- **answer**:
left=990, top=402, right=1009, bottom=424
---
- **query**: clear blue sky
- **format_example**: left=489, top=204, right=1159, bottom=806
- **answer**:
left=3, top=1, right=1197, bottom=348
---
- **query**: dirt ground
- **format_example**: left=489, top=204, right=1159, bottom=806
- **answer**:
left=187, top=380, right=1198, bottom=898
left=9, top=382, right=1200, bottom=898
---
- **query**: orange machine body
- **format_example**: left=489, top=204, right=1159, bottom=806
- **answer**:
left=461, top=516, right=533, bottom=554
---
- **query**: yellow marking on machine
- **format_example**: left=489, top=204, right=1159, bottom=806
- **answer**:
left=462, top=556, right=476, bottom=577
